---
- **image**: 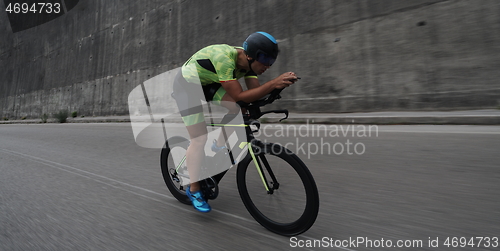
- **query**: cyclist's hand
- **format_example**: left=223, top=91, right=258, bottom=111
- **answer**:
left=273, top=72, right=299, bottom=89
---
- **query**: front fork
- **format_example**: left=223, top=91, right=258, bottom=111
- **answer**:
left=240, top=141, right=280, bottom=194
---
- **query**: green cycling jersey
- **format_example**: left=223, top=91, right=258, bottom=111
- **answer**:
left=181, top=44, right=257, bottom=85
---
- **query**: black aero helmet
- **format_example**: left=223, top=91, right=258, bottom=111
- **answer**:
left=243, top=32, right=279, bottom=66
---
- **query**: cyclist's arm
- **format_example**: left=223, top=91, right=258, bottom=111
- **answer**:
left=244, top=77, right=260, bottom=90
left=221, top=72, right=297, bottom=103
left=221, top=80, right=274, bottom=103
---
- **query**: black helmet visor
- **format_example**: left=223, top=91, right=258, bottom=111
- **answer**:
left=255, top=51, right=276, bottom=66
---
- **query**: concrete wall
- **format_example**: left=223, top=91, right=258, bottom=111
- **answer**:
left=1, top=0, right=500, bottom=119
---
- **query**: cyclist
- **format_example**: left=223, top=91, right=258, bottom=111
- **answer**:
left=172, top=32, right=298, bottom=212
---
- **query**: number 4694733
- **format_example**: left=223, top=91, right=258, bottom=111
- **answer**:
left=6, top=2, right=62, bottom=14
left=443, top=237, right=499, bottom=248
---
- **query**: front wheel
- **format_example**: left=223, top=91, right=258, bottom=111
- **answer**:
left=236, top=142, right=319, bottom=236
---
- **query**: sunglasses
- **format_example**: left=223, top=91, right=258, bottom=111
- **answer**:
left=255, top=53, right=276, bottom=66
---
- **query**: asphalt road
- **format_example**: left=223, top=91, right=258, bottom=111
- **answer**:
left=1, top=123, right=499, bottom=250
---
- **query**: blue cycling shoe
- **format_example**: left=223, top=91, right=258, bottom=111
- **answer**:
left=186, top=187, right=211, bottom=213
left=211, top=139, right=227, bottom=153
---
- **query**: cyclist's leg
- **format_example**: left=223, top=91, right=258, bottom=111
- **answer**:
left=173, top=74, right=208, bottom=193
left=211, top=87, right=241, bottom=148
left=173, top=75, right=212, bottom=212
left=184, top=122, right=207, bottom=192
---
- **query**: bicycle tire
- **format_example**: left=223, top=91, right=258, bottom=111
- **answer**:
left=236, top=142, right=319, bottom=236
left=160, top=136, right=191, bottom=205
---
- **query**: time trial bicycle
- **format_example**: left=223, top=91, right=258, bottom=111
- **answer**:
left=160, top=88, right=319, bottom=236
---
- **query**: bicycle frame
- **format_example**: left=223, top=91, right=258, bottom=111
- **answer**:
left=170, top=109, right=284, bottom=194
left=169, top=87, right=288, bottom=194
